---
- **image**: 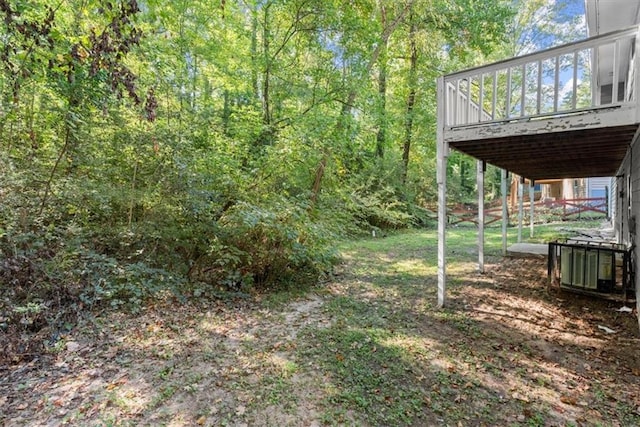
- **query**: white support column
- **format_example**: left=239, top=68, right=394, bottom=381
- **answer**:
left=436, top=77, right=448, bottom=308
left=529, top=180, right=535, bottom=238
left=518, top=176, right=524, bottom=243
left=477, top=160, right=485, bottom=273
left=501, top=169, right=508, bottom=256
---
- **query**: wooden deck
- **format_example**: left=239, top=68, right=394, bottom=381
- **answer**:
left=435, top=25, right=640, bottom=307
left=439, top=25, right=640, bottom=181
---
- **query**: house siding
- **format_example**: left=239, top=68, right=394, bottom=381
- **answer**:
left=616, top=136, right=640, bottom=328
left=586, top=177, right=611, bottom=196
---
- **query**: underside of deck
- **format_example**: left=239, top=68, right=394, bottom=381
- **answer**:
left=449, top=124, right=638, bottom=180
left=445, top=107, right=639, bottom=180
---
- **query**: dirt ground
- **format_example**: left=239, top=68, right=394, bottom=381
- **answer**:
left=1, top=248, right=639, bottom=426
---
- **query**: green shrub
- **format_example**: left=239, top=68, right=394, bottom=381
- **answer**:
left=189, top=199, right=338, bottom=291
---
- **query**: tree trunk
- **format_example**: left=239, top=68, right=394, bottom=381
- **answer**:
left=402, top=17, right=417, bottom=184
left=262, top=3, right=271, bottom=128
left=251, top=7, right=259, bottom=101
left=375, top=4, right=388, bottom=159
left=222, top=89, right=231, bottom=136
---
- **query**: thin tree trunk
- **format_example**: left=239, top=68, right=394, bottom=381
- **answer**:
left=262, top=3, right=271, bottom=127
left=39, top=122, right=71, bottom=215
left=376, top=4, right=388, bottom=158
left=222, top=89, right=231, bottom=136
left=251, top=7, right=259, bottom=101
left=128, top=159, right=138, bottom=228
left=402, top=17, right=417, bottom=184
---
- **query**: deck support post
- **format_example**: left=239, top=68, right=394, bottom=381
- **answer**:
left=477, top=160, right=485, bottom=273
left=436, top=77, right=448, bottom=308
left=518, top=176, right=524, bottom=243
left=501, top=169, right=508, bottom=256
left=529, top=180, right=535, bottom=238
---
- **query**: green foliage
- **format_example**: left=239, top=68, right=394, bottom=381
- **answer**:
left=0, top=215, right=183, bottom=319
left=190, top=199, right=339, bottom=292
left=0, top=0, right=517, bottom=335
left=345, top=183, right=413, bottom=231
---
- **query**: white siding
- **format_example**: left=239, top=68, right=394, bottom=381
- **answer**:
left=616, top=137, right=640, bottom=329
left=586, top=177, right=612, bottom=197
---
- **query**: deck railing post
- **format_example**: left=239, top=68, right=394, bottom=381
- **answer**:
left=492, top=70, right=497, bottom=120
left=506, top=67, right=512, bottom=118
left=479, top=74, right=484, bottom=123
left=572, top=51, right=578, bottom=109
left=613, top=40, right=620, bottom=103
left=592, top=46, right=599, bottom=106
left=554, top=56, right=560, bottom=112
left=536, top=60, right=542, bottom=114
left=520, top=63, right=526, bottom=116
left=466, top=78, right=472, bottom=124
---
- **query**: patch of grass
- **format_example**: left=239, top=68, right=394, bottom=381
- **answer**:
left=526, top=411, right=547, bottom=426
left=157, top=364, right=174, bottom=380
left=262, top=376, right=297, bottom=409
left=298, top=325, right=425, bottom=425
left=149, top=384, right=178, bottom=408
left=295, top=293, right=434, bottom=425
left=306, top=222, right=611, bottom=425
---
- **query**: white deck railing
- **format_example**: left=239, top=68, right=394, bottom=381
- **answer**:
left=442, top=25, right=640, bottom=128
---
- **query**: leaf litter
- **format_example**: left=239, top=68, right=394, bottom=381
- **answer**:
left=0, top=249, right=639, bottom=426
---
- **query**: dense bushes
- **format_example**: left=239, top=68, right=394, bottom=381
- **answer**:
left=189, top=200, right=338, bottom=292
left=0, top=150, right=342, bottom=334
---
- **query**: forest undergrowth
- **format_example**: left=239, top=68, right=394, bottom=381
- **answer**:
left=1, top=224, right=639, bottom=426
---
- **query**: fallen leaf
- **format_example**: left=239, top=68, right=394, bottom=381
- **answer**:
left=66, top=341, right=80, bottom=352
left=196, top=415, right=206, bottom=425
left=560, top=395, right=577, bottom=405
